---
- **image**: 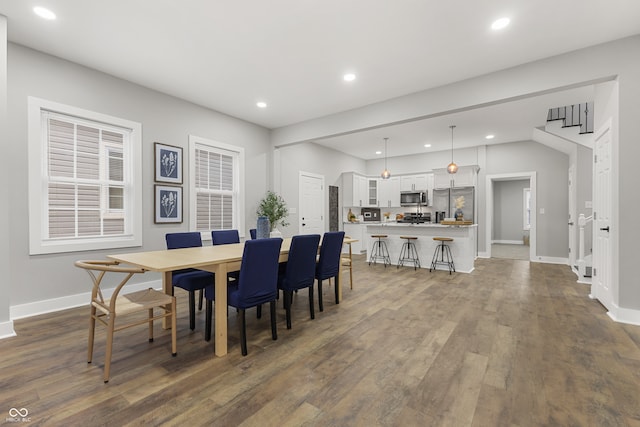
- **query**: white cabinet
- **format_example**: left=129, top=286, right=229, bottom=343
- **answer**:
left=425, top=173, right=434, bottom=205
left=433, top=169, right=452, bottom=189
left=342, top=172, right=368, bottom=207
left=400, top=174, right=429, bottom=192
left=433, top=165, right=479, bottom=189
left=378, top=177, right=401, bottom=208
left=452, top=165, right=479, bottom=187
left=367, top=178, right=378, bottom=207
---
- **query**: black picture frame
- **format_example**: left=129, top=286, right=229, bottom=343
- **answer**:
left=154, top=185, right=183, bottom=223
left=154, top=142, right=183, bottom=184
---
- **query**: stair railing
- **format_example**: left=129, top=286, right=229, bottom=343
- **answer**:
left=577, top=213, right=593, bottom=276
left=546, top=102, right=594, bottom=134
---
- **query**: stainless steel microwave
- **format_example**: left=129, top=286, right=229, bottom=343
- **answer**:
left=400, top=191, right=428, bottom=206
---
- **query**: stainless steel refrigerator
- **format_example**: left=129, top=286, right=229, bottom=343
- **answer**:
left=432, top=189, right=450, bottom=219
left=450, top=186, right=475, bottom=222
left=432, top=187, right=475, bottom=222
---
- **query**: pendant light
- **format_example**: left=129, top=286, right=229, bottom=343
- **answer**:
left=447, top=125, right=458, bottom=174
left=381, top=137, right=391, bottom=179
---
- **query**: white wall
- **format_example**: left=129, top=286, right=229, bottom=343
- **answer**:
left=275, top=142, right=365, bottom=236
left=485, top=141, right=568, bottom=258
left=7, top=44, right=271, bottom=312
left=493, top=180, right=529, bottom=243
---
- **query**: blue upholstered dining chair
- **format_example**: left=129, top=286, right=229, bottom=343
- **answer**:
left=315, top=231, right=345, bottom=312
left=249, top=228, right=257, bottom=240
left=205, top=238, right=283, bottom=355
left=277, top=234, right=321, bottom=329
left=211, top=229, right=240, bottom=245
left=165, top=232, right=214, bottom=331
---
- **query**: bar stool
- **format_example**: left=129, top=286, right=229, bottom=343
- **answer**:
left=397, top=236, right=420, bottom=270
left=369, top=234, right=391, bottom=267
left=430, top=237, right=455, bottom=274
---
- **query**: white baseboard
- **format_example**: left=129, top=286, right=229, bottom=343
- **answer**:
left=0, top=320, right=16, bottom=339
left=9, top=279, right=162, bottom=322
left=477, top=252, right=490, bottom=258
left=530, top=256, right=568, bottom=265
left=492, top=240, right=524, bottom=245
left=606, top=302, right=640, bottom=326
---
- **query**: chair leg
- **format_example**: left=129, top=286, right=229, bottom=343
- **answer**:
left=318, top=279, right=324, bottom=312
left=334, top=275, right=340, bottom=304
left=205, top=299, right=213, bottom=342
left=88, top=306, right=96, bottom=364
left=270, top=300, right=277, bottom=341
left=284, top=290, right=292, bottom=329
left=349, top=264, right=353, bottom=289
left=171, top=296, right=177, bottom=356
left=198, top=289, right=203, bottom=311
left=188, top=291, right=196, bottom=330
left=239, top=309, right=248, bottom=356
left=308, top=286, right=315, bottom=320
left=104, top=314, right=116, bottom=383
left=257, top=304, right=262, bottom=319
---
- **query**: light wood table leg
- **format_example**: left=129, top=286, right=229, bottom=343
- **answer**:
left=162, top=271, right=172, bottom=329
left=214, top=264, right=228, bottom=357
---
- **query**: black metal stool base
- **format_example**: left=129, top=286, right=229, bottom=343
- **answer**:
left=397, top=237, right=420, bottom=270
left=430, top=241, right=455, bottom=274
left=369, top=236, right=391, bottom=267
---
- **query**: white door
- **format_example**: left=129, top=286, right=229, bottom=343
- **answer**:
left=568, top=165, right=576, bottom=268
left=299, top=172, right=325, bottom=235
left=592, top=119, right=613, bottom=309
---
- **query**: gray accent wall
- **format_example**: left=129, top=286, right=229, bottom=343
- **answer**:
left=7, top=44, right=271, bottom=308
left=1, top=16, right=10, bottom=334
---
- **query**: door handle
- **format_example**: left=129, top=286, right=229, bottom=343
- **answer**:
left=600, top=226, right=610, bottom=232
left=302, top=223, right=306, bottom=227
left=568, top=222, right=574, bottom=226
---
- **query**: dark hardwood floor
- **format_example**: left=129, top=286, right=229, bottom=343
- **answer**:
left=2, top=256, right=640, bottom=426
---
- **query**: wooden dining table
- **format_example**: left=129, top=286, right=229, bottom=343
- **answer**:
left=108, top=236, right=355, bottom=357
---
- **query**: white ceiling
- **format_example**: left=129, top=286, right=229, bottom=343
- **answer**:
left=2, top=1, right=640, bottom=158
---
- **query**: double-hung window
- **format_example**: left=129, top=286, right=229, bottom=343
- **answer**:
left=28, top=97, right=142, bottom=254
left=189, top=135, right=244, bottom=239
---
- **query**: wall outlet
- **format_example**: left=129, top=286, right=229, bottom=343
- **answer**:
left=539, top=208, right=545, bottom=214
left=585, top=201, right=593, bottom=209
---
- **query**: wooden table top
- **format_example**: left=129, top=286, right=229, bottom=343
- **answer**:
left=108, top=236, right=356, bottom=272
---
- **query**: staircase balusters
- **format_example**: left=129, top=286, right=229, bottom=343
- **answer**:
left=547, top=101, right=593, bottom=134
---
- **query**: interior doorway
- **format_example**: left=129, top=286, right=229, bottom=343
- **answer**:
left=486, top=172, right=536, bottom=260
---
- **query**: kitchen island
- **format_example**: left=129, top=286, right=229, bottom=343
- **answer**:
left=365, top=223, right=477, bottom=273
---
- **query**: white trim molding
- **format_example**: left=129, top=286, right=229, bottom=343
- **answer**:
left=7, top=279, right=161, bottom=324
left=0, top=321, right=16, bottom=340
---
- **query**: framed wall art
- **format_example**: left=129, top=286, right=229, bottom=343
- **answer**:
left=154, top=185, right=183, bottom=223
left=154, top=142, right=183, bottom=184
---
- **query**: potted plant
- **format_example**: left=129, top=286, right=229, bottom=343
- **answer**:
left=256, top=191, right=289, bottom=235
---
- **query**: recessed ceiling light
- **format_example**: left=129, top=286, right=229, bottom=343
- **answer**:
left=33, top=6, right=56, bottom=20
left=491, top=17, right=510, bottom=30
left=256, top=101, right=267, bottom=108
left=375, top=150, right=382, bottom=155
left=343, top=73, right=356, bottom=82
left=424, top=144, right=432, bottom=148
left=485, top=134, right=495, bottom=139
